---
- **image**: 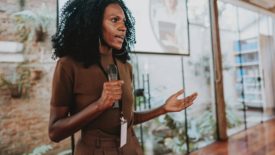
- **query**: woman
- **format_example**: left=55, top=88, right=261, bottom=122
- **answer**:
left=49, top=0, right=198, bottom=154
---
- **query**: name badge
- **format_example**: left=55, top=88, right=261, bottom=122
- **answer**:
left=120, top=117, right=127, bottom=148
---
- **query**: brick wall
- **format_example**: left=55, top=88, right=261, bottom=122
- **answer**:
left=0, top=0, right=71, bottom=154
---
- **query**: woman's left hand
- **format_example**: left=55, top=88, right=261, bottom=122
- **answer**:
left=163, top=89, right=198, bottom=113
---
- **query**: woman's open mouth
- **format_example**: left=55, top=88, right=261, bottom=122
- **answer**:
left=115, top=35, right=125, bottom=42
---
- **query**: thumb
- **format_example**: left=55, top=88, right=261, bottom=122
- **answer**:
left=174, top=89, right=184, bottom=98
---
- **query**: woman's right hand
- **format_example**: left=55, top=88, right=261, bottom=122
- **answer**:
left=97, top=80, right=124, bottom=111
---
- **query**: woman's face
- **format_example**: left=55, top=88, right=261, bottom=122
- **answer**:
left=102, top=3, right=127, bottom=50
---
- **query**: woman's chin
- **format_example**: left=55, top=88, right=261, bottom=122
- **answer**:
left=112, top=45, right=123, bottom=50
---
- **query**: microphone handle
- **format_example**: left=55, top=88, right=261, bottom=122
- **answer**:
left=107, top=64, right=119, bottom=108
left=113, top=101, right=119, bottom=108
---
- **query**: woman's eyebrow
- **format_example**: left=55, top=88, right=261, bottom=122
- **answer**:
left=108, top=14, right=125, bottom=19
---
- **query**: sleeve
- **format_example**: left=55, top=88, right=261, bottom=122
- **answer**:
left=50, top=60, right=74, bottom=107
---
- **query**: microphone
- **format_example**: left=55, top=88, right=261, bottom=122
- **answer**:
left=107, top=64, right=119, bottom=108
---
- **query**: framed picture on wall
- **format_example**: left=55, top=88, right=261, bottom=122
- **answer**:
left=126, top=0, right=189, bottom=55
left=57, top=0, right=190, bottom=55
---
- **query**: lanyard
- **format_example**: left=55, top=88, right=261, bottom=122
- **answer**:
left=97, top=56, right=123, bottom=113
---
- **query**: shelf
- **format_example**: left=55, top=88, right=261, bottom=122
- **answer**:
left=243, top=83, right=261, bottom=87
left=235, top=62, right=259, bottom=67
left=242, top=75, right=261, bottom=78
left=236, top=76, right=261, bottom=80
left=238, top=99, right=263, bottom=104
left=236, top=78, right=262, bottom=83
left=234, top=49, right=258, bottom=55
left=234, top=37, right=265, bottom=110
left=236, top=85, right=262, bottom=88
left=243, top=91, right=262, bottom=95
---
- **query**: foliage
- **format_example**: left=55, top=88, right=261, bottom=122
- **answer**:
left=12, top=3, right=55, bottom=43
left=188, top=55, right=211, bottom=85
left=187, top=53, right=232, bottom=86
left=23, top=144, right=52, bottom=155
left=153, top=109, right=216, bottom=154
left=226, top=105, right=242, bottom=128
left=0, top=63, right=31, bottom=98
left=152, top=104, right=242, bottom=154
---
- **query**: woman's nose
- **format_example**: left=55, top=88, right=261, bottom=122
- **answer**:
left=118, top=23, right=127, bottom=32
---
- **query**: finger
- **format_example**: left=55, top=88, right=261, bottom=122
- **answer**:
left=107, top=96, right=121, bottom=103
left=187, top=94, right=197, bottom=104
left=104, top=84, right=122, bottom=91
left=179, top=93, right=198, bottom=104
left=184, top=101, right=195, bottom=109
left=105, top=90, right=122, bottom=98
left=174, top=89, right=185, bottom=98
left=118, top=80, right=124, bottom=85
left=181, top=94, right=198, bottom=108
left=109, top=86, right=122, bottom=92
left=111, top=90, right=122, bottom=95
left=181, top=93, right=198, bottom=103
left=109, top=80, right=124, bottom=86
left=189, top=92, right=198, bottom=99
left=106, top=96, right=114, bottom=104
left=113, top=95, right=122, bottom=100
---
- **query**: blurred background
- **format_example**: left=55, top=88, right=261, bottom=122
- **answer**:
left=0, top=0, right=275, bottom=155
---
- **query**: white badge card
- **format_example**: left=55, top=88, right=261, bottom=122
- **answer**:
left=120, top=118, right=127, bottom=148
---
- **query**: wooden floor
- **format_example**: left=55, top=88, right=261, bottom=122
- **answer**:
left=190, top=119, right=275, bottom=155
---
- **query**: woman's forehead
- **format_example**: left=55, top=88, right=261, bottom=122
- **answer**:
left=104, top=3, right=125, bottom=18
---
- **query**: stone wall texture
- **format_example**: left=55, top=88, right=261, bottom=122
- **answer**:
left=0, top=0, right=73, bottom=154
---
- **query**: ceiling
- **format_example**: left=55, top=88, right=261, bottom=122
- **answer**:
left=241, top=0, right=275, bottom=12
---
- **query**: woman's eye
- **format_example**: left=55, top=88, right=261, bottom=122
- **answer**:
left=111, top=18, right=118, bottom=23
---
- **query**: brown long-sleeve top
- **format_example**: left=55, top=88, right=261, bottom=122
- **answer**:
left=50, top=56, right=134, bottom=135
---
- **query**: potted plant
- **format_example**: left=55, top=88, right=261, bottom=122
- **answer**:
left=0, top=65, right=31, bottom=98
left=12, top=3, right=55, bottom=43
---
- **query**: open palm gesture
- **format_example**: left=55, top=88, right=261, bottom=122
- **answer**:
left=163, top=89, right=198, bottom=112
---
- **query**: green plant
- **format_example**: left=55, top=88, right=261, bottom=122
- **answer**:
left=0, top=64, right=31, bottom=98
left=226, top=105, right=242, bottom=128
left=152, top=109, right=217, bottom=154
left=23, top=144, right=52, bottom=155
left=12, top=3, right=55, bottom=43
left=188, top=55, right=211, bottom=85
left=152, top=105, right=242, bottom=154
left=152, top=114, right=187, bottom=154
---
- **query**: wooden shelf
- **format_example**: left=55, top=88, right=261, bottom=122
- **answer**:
left=242, top=75, right=260, bottom=78
left=243, top=91, right=262, bottom=95
left=234, top=49, right=258, bottom=55
left=238, top=99, right=263, bottom=104
left=235, top=62, right=259, bottom=67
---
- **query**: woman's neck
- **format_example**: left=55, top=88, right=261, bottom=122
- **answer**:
left=99, top=44, right=114, bottom=69
left=99, top=43, right=112, bottom=56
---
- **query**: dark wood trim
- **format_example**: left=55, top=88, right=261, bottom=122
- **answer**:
left=209, top=0, right=227, bottom=140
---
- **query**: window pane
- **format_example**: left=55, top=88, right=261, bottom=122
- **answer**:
left=186, top=0, right=217, bottom=152
left=219, top=1, right=275, bottom=136
left=131, top=54, right=188, bottom=154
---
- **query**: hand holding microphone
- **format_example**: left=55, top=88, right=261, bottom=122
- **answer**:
left=107, top=64, right=121, bottom=108
left=98, top=64, right=123, bottom=111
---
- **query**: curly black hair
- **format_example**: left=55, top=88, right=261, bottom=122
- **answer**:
left=52, top=0, right=136, bottom=67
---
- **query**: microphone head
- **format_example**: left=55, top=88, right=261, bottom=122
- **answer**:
left=107, top=64, right=118, bottom=81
